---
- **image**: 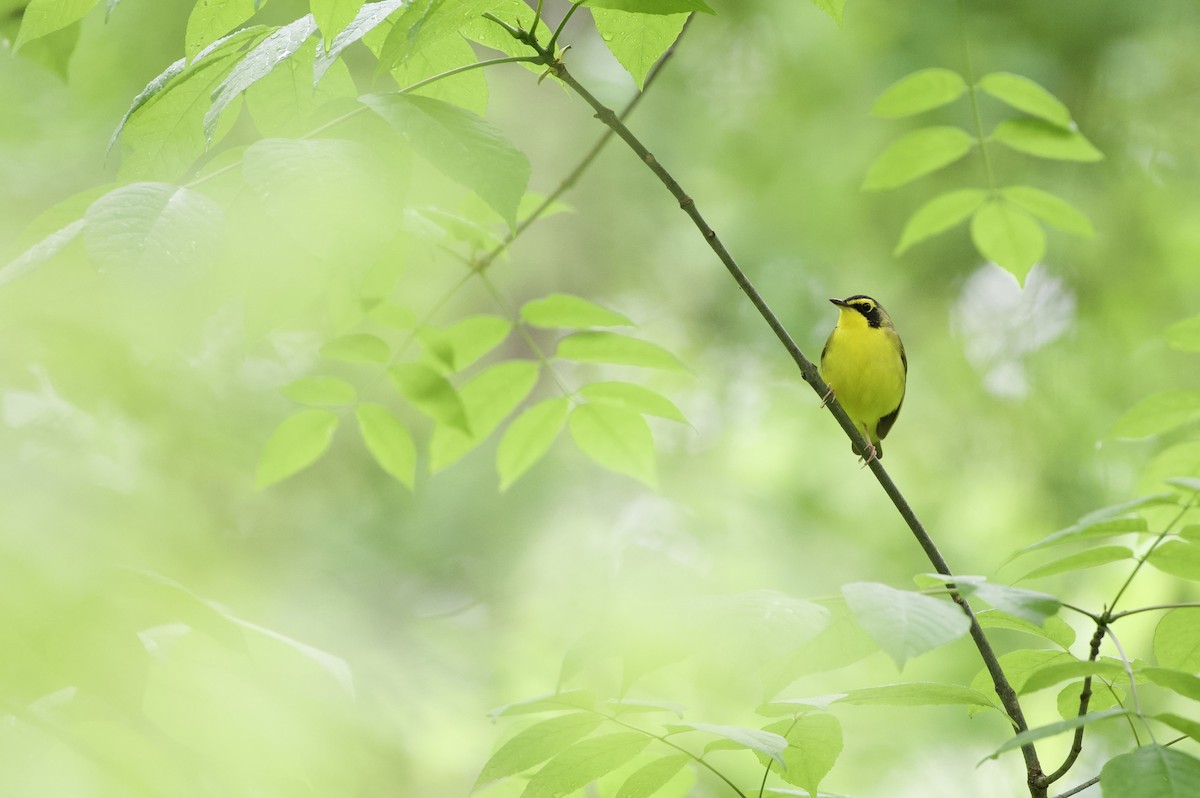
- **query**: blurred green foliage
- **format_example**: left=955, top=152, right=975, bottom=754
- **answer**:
left=2, top=0, right=1200, bottom=796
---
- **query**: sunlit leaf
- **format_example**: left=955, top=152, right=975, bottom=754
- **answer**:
left=389, top=29, right=488, bottom=115
left=281, top=375, right=357, bottom=406
left=982, top=709, right=1127, bottom=761
left=676, top=723, right=786, bottom=766
left=320, top=333, right=390, bottom=363
left=83, top=182, right=223, bottom=273
left=362, top=93, right=530, bottom=228
left=1147, top=541, right=1200, bottom=581
left=389, top=363, right=470, bottom=433
left=591, top=9, right=688, bottom=89
left=521, top=294, right=634, bottom=329
left=0, top=220, right=84, bottom=288
left=842, top=582, right=971, bottom=669
left=204, top=15, right=319, bottom=141
left=978, top=72, right=1072, bottom=128
left=991, top=118, right=1103, bottom=161
left=314, top=0, right=408, bottom=84
left=862, top=126, right=974, bottom=191
left=835, top=682, right=997, bottom=709
left=760, top=714, right=842, bottom=795
left=475, top=712, right=605, bottom=789
left=616, top=755, right=690, bottom=798
left=355, top=403, right=416, bottom=488
left=522, top=732, right=651, bottom=797
left=1058, top=680, right=1125, bottom=720
left=806, top=0, right=845, bottom=26
left=970, top=199, right=1044, bottom=282
left=894, top=188, right=987, bottom=255
left=579, top=382, right=687, bottom=423
left=871, top=68, right=967, bottom=118
left=185, top=0, right=267, bottom=57
left=976, top=610, right=1076, bottom=649
left=556, top=332, right=686, bottom=371
left=1000, top=186, right=1094, bottom=237
left=497, top=397, right=571, bottom=490
left=1154, top=610, right=1200, bottom=673
left=1142, top=666, right=1200, bottom=702
left=1155, top=713, right=1200, bottom=745
left=568, top=403, right=657, bottom=487
left=1166, top=316, right=1200, bottom=353
left=1110, top=391, right=1200, bottom=438
left=417, top=315, right=513, bottom=374
left=1019, top=546, right=1132, bottom=581
left=256, top=408, right=339, bottom=488
left=488, top=690, right=597, bottom=720
left=374, top=0, right=497, bottom=73
left=1019, top=658, right=1124, bottom=695
left=582, top=0, right=713, bottom=13
left=1100, top=745, right=1200, bottom=798
left=430, top=360, right=539, bottom=472
left=14, top=0, right=99, bottom=51
left=311, top=0, right=361, bottom=45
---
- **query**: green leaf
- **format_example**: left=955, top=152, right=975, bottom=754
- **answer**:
left=311, top=0, right=361, bottom=44
left=761, top=714, right=842, bottom=796
left=245, top=42, right=357, bottom=138
left=320, top=333, right=390, bottom=363
left=1020, top=658, right=1124, bottom=695
left=1155, top=609, right=1200, bottom=672
left=982, top=709, right=1128, bottom=761
left=522, top=732, right=651, bottom=797
left=256, top=408, right=339, bottom=488
left=354, top=403, right=416, bottom=488
left=314, top=0, right=408, bottom=84
left=806, top=0, right=845, bottom=25
left=1100, top=745, right=1200, bottom=798
left=389, top=363, right=470, bottom=433
left=1147, top=540, right=1200, bottom=581
left=430, top=360, right=539, bottom=472
left=972, top=650, right=1072, bottom=701
left=871, top=68, right=967, bottom=118
left=374, top=0, right=499, bottom=73
left=14, top=0, right=99, bottom=51
left=842, top=582, right=971, bottom=669
left=582, top=0, right=713, bottom=13
left=1058, top=680, right=1125, bottom=719
left=578, top=382, right=687, bottom=423
left=281, top=375, right=358, bottom=406
left=616, top=755, right=690, bottom=798
left=862, top=126, right=974, bottom=191
left=976, top=610, right=1076, bottom=649
left=978, top=72, right=1072, bottom=128
left=185, top=0, right=267, bottom=57
left=389, top=28, right=488, bottom=115
left=1166, top=316, right=1200, bottom=353
left=836, top=682, right=997, bottom=709
left=1000, top=186, right=1095, bottom=237
left=521, top=294, right=634, bottom=329
left=1155, top=713, right=1200, bottom=745
left=970, top=199, right=1044, bottom=282
left=497, top=397, right=571, bottom=490
left=417, top=315, right=513, bottom=374
left=991, top=118, right=1104, bottom=161
left=1020, top=546, right=1133, bottom=581
left=204, top=15, right=319, bottom=142
left=1169, top=477, right=1200, bottom=494
left=362, top=93, right=530, bottom=228
left=83, top=183, right=223, bottom=273
left=568, top=403, right=657, bottom=487
left=488, top=690, right=597, bottom=720
left=894, top=188, right=987, bottom=255
left=0, top=219, right=85, bottom=288
left=591, top=9, right=688, bottom=89
left=475, top=712, right=606, bottom=789
left=1143, top=666, right=1200, bottom=701
left=556, top=332, right=686, bottom=371
left=678, top=723, right=786, bottom=766
left=1110, top=391, right=1200, bottom=438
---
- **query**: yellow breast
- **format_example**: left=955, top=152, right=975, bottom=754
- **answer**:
left=819, top=324, right=906, bottom=438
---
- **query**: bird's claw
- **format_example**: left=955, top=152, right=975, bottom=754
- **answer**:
left=819, top=385, right=835, bottom=408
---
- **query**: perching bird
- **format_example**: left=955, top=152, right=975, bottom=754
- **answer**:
left=819, top=295, right=907, bottom=462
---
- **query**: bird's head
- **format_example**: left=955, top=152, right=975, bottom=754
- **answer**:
left=830, top=295, right=894, bottom=330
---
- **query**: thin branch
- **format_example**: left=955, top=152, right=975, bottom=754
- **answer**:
left=1109, top=601, right=1200, bottom=621
left=1050, top=776, right=1099, bottom=798
left=956, top=0, right=996, bottom=191
left=1106, top=495, right=1197, bottom=617
left=498, top=25, right=1048, bottom=798
left=548, top=1, right=585, bottom=55
left=1040, top=622, right=1106, bottom=786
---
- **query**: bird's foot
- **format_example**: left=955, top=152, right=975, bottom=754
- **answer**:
left=819, top=385, right=836, bottom=408
left=858, top=443, right=878, bottom=468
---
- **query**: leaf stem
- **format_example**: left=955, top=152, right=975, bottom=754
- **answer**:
left=1109, top=601, right=1200, bottom=621
left=956, top=0, right=996, bottom=191
left=548, top=1, right=585, bottom=55
left=1105, top=495, right=1196, bottom=618
left=512, top=23, right=1048, bottom=798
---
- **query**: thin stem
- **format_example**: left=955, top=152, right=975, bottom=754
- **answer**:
left=475, top=270, right=575, bottom=398
left=1109, top=601, right=1200, bottom=621
left=1050, top=776, right=1099, bottom=798
left=1040, top=622, right=1106, bottom=786
left=756, top=716, right=798, bottom=798
left=1103, top=625, right=1147, bottom=734
left=548, top=1, right=585, bottom=55
left=530, top=0, right=544, bottom=39
left=1106, top=495, right=1196, bottom=617
left=591, top=710, right=749, bottom=798
left=523, top=34, right=1046, bottom=798
left=956, top=0, right=996, bottom=190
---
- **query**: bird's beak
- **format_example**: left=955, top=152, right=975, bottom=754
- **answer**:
left=829, top=298, right=847, bottom=308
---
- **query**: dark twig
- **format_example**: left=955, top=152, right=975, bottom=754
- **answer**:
left=486, top=16, right=1048, bottom=797
left=1040, top=622, right=1106, bottom=786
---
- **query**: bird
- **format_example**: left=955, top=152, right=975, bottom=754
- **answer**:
left=818, top=295, right=907, bottom=463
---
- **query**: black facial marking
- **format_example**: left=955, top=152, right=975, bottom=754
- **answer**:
left=845, top=296, right=882, bottom=328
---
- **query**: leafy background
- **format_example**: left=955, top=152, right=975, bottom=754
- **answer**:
left=2, top=0, right=1200, bottom=796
